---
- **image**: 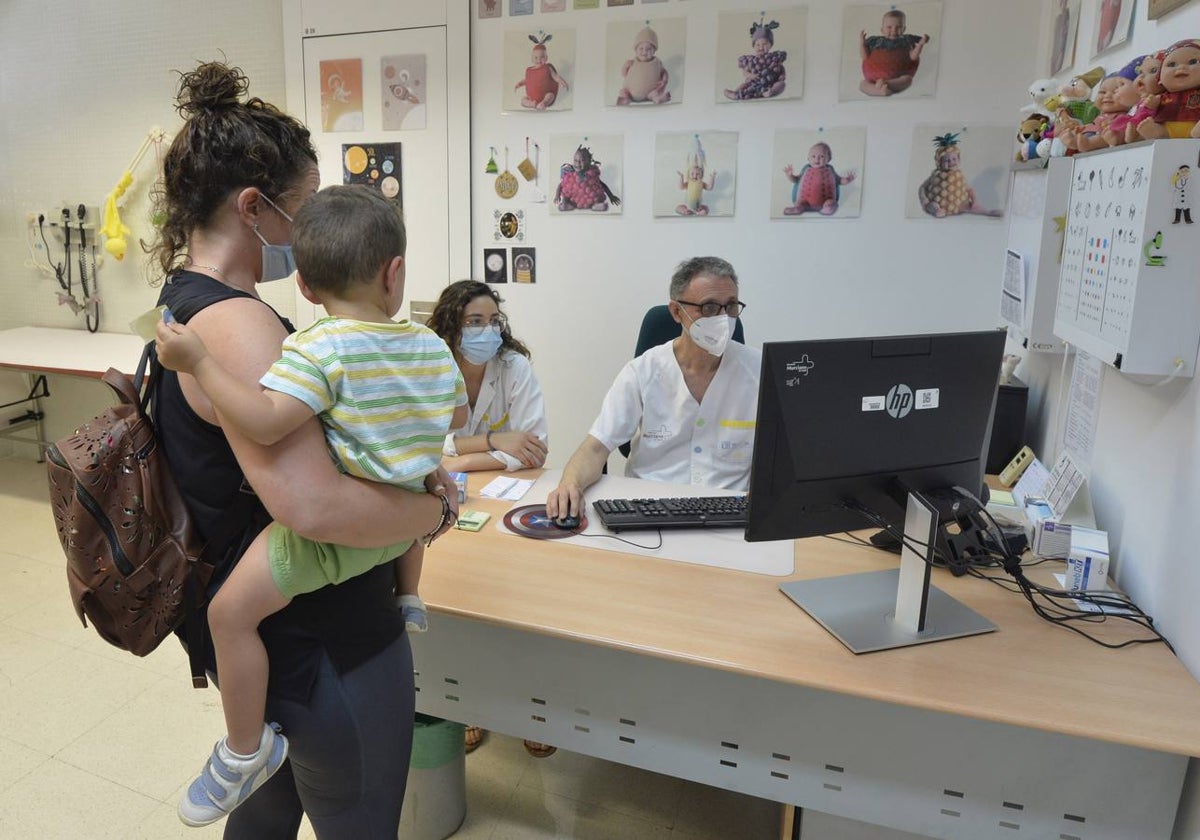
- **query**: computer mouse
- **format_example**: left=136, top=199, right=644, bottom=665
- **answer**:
left=554, top=514, right=581, bottom=530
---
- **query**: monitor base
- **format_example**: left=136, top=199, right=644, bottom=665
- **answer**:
left=779, top=569, right=997, bottom=654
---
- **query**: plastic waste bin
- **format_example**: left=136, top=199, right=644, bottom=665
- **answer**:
left=399, top=714, right=467, bottom=839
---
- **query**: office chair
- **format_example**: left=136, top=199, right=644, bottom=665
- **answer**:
left=617, top=305, right=746, bottom=458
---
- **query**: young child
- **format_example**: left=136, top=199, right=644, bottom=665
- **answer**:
left=783, top=142, right=857, bottom=216
left=859, top=8, right=930, bottom=97
left=156, top=185, right=467, bottom=827
left=724, top=18, right=787, bottom=100
left=515, top=33, right=569, bottom=110
left=618, top=25, right=671, bottom=105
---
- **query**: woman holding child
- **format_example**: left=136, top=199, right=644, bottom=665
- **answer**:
left=151, top=61, right=454, bottom=837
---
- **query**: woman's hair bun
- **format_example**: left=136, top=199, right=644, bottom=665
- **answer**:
left=176, top=61, right=249, bottom=116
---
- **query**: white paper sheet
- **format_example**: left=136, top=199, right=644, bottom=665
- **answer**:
left=1062, top=349, right=1103, bottom=475
left=1000, top=249, right=1027, bottom=328
left=479, top=476, right=535, bottom=501
left=1045, top=452, right=1087, bottom=519
left=1011, top=457, right=1051, bottom=509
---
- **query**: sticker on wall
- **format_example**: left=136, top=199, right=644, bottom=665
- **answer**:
left=380, top=55, right=426, bottom=131
left=484, top=248, right=509, bottom=283
left=574, top=0, right=599, bottom=8
left=320, top=59, right=364, bottom=132
left=839, top=2, right=942, bottom=101
left=503, top=28, right=576, bottom=113
left=606, top=18, right=686, bottom=106
left=1169, top=165, right=1192, bottom=225
left=549, top=133, right=623, bottom=214
left=541, top=0, right=566, bottom=10
left=653, top=131, right=738, bottom=218
left=478, top=0, right=501, bottom=19
left=608, top=0, right=634, bottom=6
left=772, top=127, right=865, bottom=219
left=512, top=247, right=537, bottom=283
left=904, top=126, right=1010, bottom=220
left=494, top=209, right=526, bottom=241
left=716, top=8, right=806, bottom=103
left=510, top=0, right=533, bottom=14
left=342, top=143, right=402, bottom=206
left=1091, top=0, right=1135, bottom=59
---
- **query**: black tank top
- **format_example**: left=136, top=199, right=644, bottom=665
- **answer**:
left=155, top=271, right=404, bottom=701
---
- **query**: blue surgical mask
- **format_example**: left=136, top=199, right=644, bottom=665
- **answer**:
left=460, top=325, right=503, bottom=365
left=254, top=194, right=297, bottom=282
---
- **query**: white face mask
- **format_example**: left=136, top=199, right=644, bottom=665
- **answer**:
left=683, top=312, right=734, bottom=357
left=253, top=194, right=297, bottom=282
left=460, top=324, right=503, bottom=365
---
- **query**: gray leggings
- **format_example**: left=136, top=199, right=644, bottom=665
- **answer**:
left=224, top=634, right=415, bottom=839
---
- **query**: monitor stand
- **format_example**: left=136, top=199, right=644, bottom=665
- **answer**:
left=778, top=490, right=997, bottom=654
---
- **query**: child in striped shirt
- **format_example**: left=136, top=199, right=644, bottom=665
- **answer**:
left=156, top=185, right=466, bottom=826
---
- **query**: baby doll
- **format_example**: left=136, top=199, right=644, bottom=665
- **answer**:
left=1137, top=39, right=1200, bottom=140
left=724, top=18, right=787, bottom=100
left=782, top=142, right=857, bottom=216
left=555, top=145, right=621, bottom=211
left=618, top=25, right=671, bottom=105
left=1048, top=68, right=1104, bottom=155
left=676, top=138, right=716, bottom=216
left=859, top=9, right=930, bottom=97
left=1120, top=53, right=1165, bottom=144
left=919, top=133, right=1002, bottom=218
left=515, top=33, right=569, bottom=111
left=1060, top=72, right=1137, bottom=152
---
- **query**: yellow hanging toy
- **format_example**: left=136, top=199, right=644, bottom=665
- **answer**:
left=100, top=127, right=166, bottom=260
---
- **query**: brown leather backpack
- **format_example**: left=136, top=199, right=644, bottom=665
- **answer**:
left=46, top=350, right=213, bottom=685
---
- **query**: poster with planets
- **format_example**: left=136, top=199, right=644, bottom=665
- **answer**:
left=380, top=55, right=427, bottom=130
left=342, top=143, right=403, bottom=206
left=484, top=248, right=508, bottom=283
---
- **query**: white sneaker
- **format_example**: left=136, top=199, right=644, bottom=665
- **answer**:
left=178, top=722, right=288, bottom=827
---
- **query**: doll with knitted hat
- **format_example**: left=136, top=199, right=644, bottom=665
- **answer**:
left=1137, top=39, right=1200, bottom=140
left=619, top=24, right=671, bottom=105
left=724, top=18, right=787, bottom=100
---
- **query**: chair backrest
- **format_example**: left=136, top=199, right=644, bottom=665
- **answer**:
left=617, top=305, right=747, bottom=459
left=633, top=304, right=745, bottom=358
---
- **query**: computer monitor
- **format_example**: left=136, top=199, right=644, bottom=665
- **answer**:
left=745, top=329, right=1007, bottom=654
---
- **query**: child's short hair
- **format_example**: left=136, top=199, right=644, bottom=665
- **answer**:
left=810, top=141, right=833, bottom=159
left=883, top=9, right=907, bottom=25
left=292, top=185, right=406, bottom=295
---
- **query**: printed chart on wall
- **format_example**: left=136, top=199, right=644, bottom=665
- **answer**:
left=1055, top=144, right=1155, bottom=356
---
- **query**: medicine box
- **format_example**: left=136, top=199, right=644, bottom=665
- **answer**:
left=1033, top=520, right=1107, bottom=560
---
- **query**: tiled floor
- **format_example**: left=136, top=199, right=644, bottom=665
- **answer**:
left=0, top=455, right=780, bottom=839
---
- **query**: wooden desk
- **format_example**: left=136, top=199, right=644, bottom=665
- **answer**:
left=412, top=472, right=1200, bottom=839
left=0, top=327, right=145, bottom=450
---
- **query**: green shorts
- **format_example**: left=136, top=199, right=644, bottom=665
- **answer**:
left=268, top=523, right=414, bottom=599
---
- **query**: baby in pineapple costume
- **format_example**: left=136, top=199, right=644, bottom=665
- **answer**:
left=919, top=133, right=1002, bottom=218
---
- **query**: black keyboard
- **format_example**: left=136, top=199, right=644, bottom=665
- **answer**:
left=592, top=496, right=749, bottom=532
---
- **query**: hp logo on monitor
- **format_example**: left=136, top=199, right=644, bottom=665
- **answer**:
left=886, top=384, right=914, bottom=419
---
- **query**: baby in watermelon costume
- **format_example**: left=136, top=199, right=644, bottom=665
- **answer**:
left=782, top=142, right=856, bottom=216
left=859, top=9, right=930, bottom=97
left=555, top=145, right=621, bottom=212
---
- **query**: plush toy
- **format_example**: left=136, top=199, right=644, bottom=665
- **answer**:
left=1060, top=71, right=1138, bottom=152
left=555, top=145, right=621, bottom=211
left=919, top=133, right=1003, bottom=218
left=724, top=17, right=787, bottom=100
left=1016, top=113, right=1051, bottom=161
left=1122, top=52, right=1165, bottom=143
left=782, top=142, right=857, bottom=215
left=1138, top=39, right=1200, bottom=140
left=1055, top=67, right=1105, bottom=126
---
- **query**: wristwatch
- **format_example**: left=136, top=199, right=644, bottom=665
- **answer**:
left=423, top=492, right=454, bottom=547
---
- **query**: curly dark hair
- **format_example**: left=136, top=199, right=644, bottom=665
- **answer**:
left=148, top=61, right=318, bottom=278
left=426, top=280, right=531, bottom=360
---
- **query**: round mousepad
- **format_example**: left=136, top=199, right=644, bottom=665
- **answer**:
left=503, top=504, right=587, bottom=539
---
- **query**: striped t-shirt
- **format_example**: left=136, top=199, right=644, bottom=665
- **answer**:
left=261, top=317, right=466, bottom=490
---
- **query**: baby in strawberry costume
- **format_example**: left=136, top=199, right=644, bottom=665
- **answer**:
left=859, top=8, right=929, bottom=97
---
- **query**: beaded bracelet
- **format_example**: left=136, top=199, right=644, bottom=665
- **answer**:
left=422, top=492, right=454, bottom=547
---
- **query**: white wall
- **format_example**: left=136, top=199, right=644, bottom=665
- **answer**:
left=469, top=0, right=1040, bottom=475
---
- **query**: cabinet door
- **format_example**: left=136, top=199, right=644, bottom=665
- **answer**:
left=299, top=27, right=450, bottom=325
